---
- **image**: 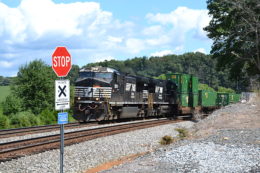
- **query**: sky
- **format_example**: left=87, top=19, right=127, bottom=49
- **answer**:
left=0, top=0, right=212, bottom=77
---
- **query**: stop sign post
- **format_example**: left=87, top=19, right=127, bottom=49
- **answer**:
left=52, top=47, right=71, bottom=173
left=52, top=47, right=72, bottom=77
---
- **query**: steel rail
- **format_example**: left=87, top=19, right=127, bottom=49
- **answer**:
left=0, top=119, right=182, bottom=162
left=0, top=122, right=98, bottom=138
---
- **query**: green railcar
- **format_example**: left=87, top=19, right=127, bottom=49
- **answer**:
left=229, top=93, right=241, bottom=103
left=179, top=93, right=189, bottom=107
left=189, top=93, right=198, bottom=107
left=199, top=90, right=217, bottom=107
left=190, top=76, right=198, bottom=93
left=234, top=94, right=241, bottom=103
left=217, top=93, right=229, bottom=106
left=229, top=93, right=236, bottom=103
left=165, top=73, right=191, bottom=93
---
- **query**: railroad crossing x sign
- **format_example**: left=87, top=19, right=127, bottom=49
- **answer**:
left=55, top=80, right=70, bottom=110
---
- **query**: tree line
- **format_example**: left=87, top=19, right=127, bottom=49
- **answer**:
left=0, top=76, right=14, bottom=86
left=85, top=52, right=248, bottom=91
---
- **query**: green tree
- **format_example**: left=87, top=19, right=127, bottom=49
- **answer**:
left=13, top=60, right=56, bottom=114
left=218, top=86, right=235, bottom=93
left=10, top=111, right=41, bottom=128
left=204, top=0, right=260, bottom=79
left=67, top=65, right=79, bottom=85
left=0, top=113, right=10, bottom=129
left=2, top=94, right=22, bottom=115
left=85, top=52, right=244, bottom=90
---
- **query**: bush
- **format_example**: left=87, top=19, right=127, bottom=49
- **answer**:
left=160, top=135, right=174, bottom=145
left=175, top=128, right=189, bottom=139
left=27, top=113, right=42, bottom=126
left=218, top=86, right=235, bottom=93
left=10, top=111, right=41, bottom=128
left=10, top=112, right=31, bottom=128
left=38, top=109, right=57, bottom=125
left=68, top=110, right=76, bottom=122
left=0, top=113, right=10, bottom=129
left=199, top=83, right=215, bottom=91
left=2, top=94, right=22, bottom=115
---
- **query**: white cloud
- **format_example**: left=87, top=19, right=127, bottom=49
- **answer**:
left=146, top=7, right=210, bottom=41
left=142, top=25, right=163, bottom=36
left=0, top=0, right=135, bottom=76
left=0, top=1, right=211, bottom=76
left=94, top=56, right=115, bottom=62
left=0, top=61, right=13, bottom=68
left=126, top=38, right=146, bottom=54
left=194, top=48, right=207, bottom=54
left=0, top=0, right=132, bottom=51
left=107, top=36, right=123, bottom=43
left=145, top=35, right=171, bottom=46
left=150, top=50, right=173, bottom=57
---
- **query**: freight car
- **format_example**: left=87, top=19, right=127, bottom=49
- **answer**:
left=73, top=66, right=240, bottom=122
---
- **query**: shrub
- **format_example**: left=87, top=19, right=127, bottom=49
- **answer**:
left=27, top=113, right=42, bottom=126
left=199, top=83, right=215, bottom=91
left=175, top=128, right=189, bottom=139
left=218, top=86, right=235, bottom=93
left=10, top=112, right=31, bottom=128
left=10, top=111, right=41, bottom=128
left=68, top=110, right=76, bottom=122
left=2, top=94, right=22, bottom=115
left=38, top=109, right=57, bottom=125
left=160, top=135, right=174, bottom=145
left=0, top=113, right=10, bottom=129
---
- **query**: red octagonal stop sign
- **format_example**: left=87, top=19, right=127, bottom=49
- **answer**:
left=52, top=47, right=72, bottom=77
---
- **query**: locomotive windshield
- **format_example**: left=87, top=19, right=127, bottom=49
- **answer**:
left=79, top=72, right=112, bottom=79
left=95, top=73, right=112, bottom=78
left=79, top=72, right=94, bottom=78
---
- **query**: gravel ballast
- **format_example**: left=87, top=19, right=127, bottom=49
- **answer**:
left=0, top=121, right=194, bottom=173
left=102, top=129, right=260, bottom=173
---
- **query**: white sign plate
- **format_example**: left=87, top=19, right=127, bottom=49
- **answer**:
left=55, top=80, right=70, bottom=110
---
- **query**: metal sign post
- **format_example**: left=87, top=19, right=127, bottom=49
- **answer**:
left=58, top=112, right=68, bottom=173
left=56, top=83, right=69, bottom=173
left=52, top=47, right=71, bottom=173
left=60, top=123, right=64, bottom=173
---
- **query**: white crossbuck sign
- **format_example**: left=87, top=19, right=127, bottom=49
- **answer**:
left=55, top=80, right=70, bottom=110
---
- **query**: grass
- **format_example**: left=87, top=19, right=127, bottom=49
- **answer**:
left=0, top=86, right=11, bottom=103
left=175, top=128, right=189, bottom=139
left=159, top=135, right=174, bottom=145
left=159, top=128, right=190, bottom=145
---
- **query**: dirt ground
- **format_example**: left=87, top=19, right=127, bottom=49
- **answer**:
left=192, top=94, right=260, bottom=138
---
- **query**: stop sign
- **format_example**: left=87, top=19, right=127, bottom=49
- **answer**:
left=52, top=47, right=72, bottom=77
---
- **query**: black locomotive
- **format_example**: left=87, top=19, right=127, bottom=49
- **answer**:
left=73, top=66, right=178, bottom=122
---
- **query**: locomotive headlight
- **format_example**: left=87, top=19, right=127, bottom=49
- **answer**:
left=95, top=98, right=99, bottom=101
left=78, top=97, right=81, bottom=100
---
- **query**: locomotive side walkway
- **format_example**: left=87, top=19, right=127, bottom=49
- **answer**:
left=100, top=95, right=260, bottom=173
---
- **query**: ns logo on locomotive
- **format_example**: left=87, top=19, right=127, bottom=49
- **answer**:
left=73, top=66, right=240, bottom=122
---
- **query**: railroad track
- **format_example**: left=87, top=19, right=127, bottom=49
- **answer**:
left=0, top=119, right=183, bottom=162
left=0, top=122, right=97, bottom=139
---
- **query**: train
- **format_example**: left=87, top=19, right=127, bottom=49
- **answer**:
left=73, top=66, right=241, bottom=122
